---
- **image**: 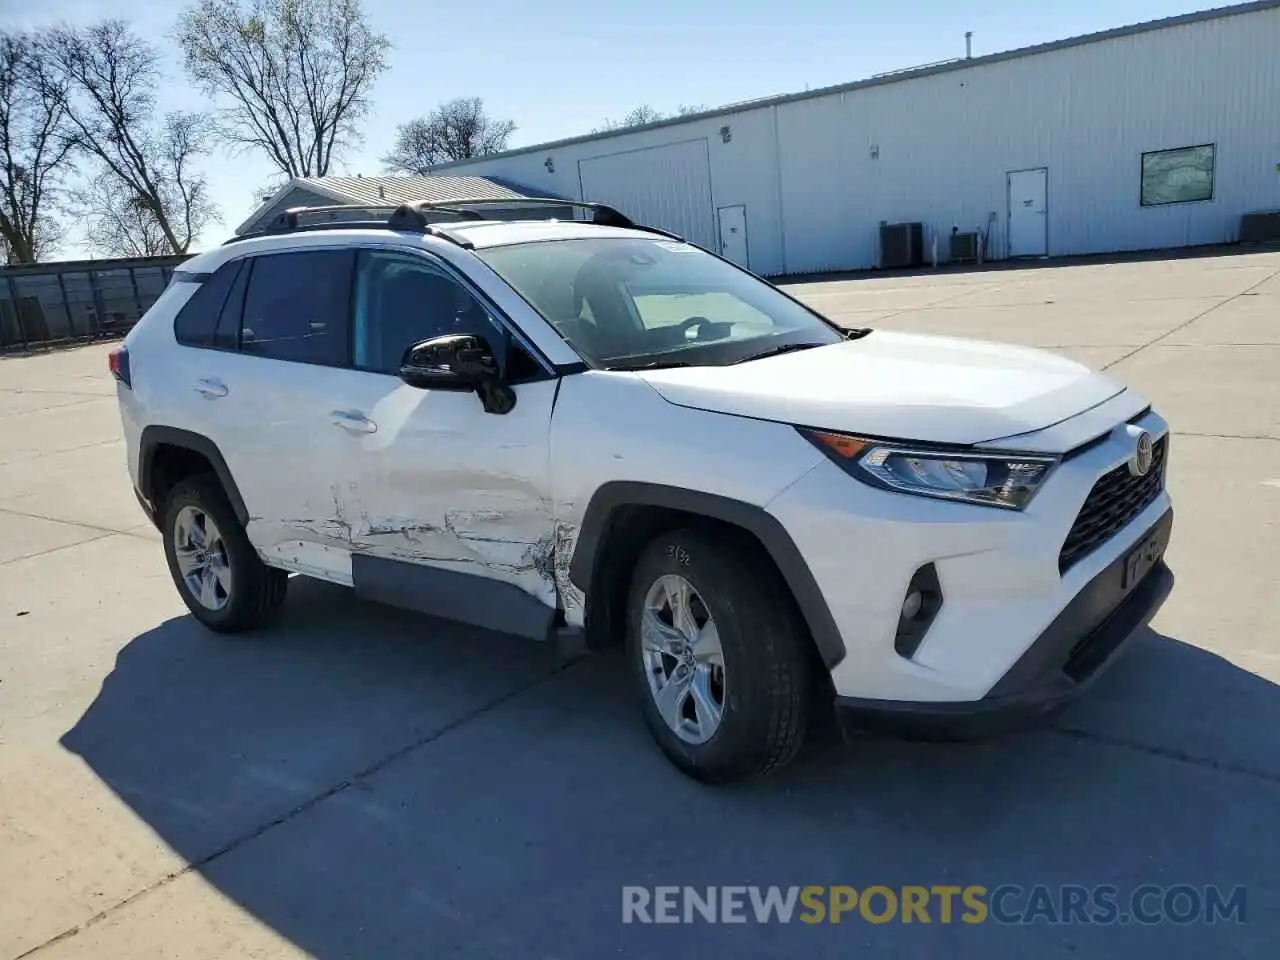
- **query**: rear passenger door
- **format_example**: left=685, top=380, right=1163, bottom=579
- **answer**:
left=188, top=247, right=370, bottom=580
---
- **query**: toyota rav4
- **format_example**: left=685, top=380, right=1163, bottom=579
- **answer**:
left=112, top=199, right=1174, bottom=783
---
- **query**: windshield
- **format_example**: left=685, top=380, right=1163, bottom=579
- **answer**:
left=476, top=237, right=847, bottom=369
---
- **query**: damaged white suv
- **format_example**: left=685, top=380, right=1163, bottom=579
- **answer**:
left=113, top=199, right=1174, bottom=783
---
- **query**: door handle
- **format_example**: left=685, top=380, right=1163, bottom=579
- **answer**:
left=329, top=410, right=378, bottom=434
left=194, top=378, right=228, bottom=398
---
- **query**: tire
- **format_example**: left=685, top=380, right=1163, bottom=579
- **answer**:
left=625, top=527, right=812, bottom=784
left=161, top=473, right=288, bottom=633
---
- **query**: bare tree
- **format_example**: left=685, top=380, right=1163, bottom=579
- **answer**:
left=591, top=103, right=711, bottom=134
left=42, top=21, right=215, bottom=255
left=74, top=174, right=170, bottom=257
left=176, top=0, right=390, bottom=178
left=0, top=31, right=77, bottom=263
left=70, top=115, right=217, bottom=258
left=381, top=98, right=516, bottom=174
left=595, top=104, right=664, bottom=133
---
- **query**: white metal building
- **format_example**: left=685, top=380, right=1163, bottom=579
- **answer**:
left=431, top=0, right=1280, bottom=276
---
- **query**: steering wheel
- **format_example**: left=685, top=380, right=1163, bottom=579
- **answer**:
left=677, top=316, right=731, bottom=342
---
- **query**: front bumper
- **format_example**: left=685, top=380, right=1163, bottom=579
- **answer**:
left=835, top=508, right=1174, bottom=739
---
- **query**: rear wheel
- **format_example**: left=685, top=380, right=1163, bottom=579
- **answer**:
left=625, top=528, right=812, bottom=783
left=161, top=474, right=288, bottom=632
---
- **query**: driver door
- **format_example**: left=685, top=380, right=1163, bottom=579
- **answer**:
left=332, top=248, right=562, bottom=639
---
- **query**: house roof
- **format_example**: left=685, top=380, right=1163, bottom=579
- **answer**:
left=234, top=174, right=540, bottom=235
left=429, top=0, right=1280, bottom=172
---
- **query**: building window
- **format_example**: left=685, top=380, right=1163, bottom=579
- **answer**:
left=1141, top=144, right=1215, bottom=207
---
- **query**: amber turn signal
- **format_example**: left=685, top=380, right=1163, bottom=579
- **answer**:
left=804, top=430, right=868, bottom=459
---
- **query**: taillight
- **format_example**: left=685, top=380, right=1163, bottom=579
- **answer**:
left=108, top=346, right=131, bottom=388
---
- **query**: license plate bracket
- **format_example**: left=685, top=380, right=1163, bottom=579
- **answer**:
left=1122, top=532, right=1163, bottom=589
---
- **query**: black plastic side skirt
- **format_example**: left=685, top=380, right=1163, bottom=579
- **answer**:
left=351, top=554, right=558, bottom=643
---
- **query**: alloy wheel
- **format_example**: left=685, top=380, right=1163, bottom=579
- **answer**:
left=173, top=505, right=232, bottom=612
left=640, top=574, right=727, bottom=745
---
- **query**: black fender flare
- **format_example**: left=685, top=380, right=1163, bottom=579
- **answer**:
left=138, top=426, right=250, bottom=526
left=568, top=481, right=847, bottom=669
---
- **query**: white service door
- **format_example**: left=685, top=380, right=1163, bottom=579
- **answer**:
left=717, top=205, right=749, bottom=267
left=1007, top=168, right=1048, bottom=258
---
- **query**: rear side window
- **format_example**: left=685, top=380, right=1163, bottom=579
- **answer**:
left=173, top=262, right=243, bottom=346
left=240, top=250, right=353, bottom=366
left=212, top=261, right=251, bottom=350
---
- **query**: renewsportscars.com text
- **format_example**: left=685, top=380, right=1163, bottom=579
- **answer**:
left=622, top=884, right=1247, bottom=926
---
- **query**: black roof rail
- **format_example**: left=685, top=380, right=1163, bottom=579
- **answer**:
left=221, top=196, right=686, bottom=248
left=222, top=202, right=479, bottom=249
left=421, top=196, right=687, bottom=242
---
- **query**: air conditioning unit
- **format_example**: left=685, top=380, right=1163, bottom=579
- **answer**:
left=879, top=222, right=924, bottom=269
left=950, top=231, right=979, bottom=263
left=1240, top=210, right=1280, bottom=244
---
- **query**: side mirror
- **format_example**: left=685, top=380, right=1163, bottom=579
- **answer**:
left=398, top=334, right=517, bottom=415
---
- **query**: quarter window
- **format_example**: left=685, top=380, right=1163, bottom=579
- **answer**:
left=1141, top=144, right=1215, bottom=206
left=173, top=261, right=243, bottom=346
left=239, top=250, right=354, bottom=366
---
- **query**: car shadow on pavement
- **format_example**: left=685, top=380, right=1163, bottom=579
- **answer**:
left=62, top=577, right=1280, bottom=959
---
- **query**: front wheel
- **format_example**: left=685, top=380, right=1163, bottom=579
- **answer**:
left=625, top=529, right=813, bottom=784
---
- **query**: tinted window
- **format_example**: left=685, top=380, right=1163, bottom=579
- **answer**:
left=353, top=250, right=500, bottom=374
left=174, top=262, right=242, bottom=346
left=212, top=260, right=250, bottom=350
left=240, top=250, right=353, bottom=366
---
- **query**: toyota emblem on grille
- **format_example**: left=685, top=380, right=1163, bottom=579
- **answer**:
left=1129, top=431, right=1154, bottom=477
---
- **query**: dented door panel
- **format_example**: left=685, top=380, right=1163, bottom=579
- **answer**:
left=330, top=374, right=560, bottom=608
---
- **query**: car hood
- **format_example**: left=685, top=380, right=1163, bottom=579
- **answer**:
left=637, top=331, right=1126, bottom=446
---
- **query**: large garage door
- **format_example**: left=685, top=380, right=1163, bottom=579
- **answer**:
left=578, top=140, right=716, bottom=250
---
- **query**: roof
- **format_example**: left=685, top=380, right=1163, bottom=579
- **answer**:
left=234, top=174, right=542, bottom=235
left=185, top=219, right=656, bottom=276
left=429, top=0, right=1280, bottom=171
left=442, top=219, right=657, bottom=249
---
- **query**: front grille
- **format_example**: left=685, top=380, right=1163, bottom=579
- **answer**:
left=1059, top=436, right=1167, bottom=574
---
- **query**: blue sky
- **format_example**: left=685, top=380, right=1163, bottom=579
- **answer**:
left=3, top=0, right=1224, bottom=255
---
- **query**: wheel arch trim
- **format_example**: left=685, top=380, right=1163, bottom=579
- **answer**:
left=138, top=426, right=250, bottom=527
left=568, top=481, right=847, bottom=669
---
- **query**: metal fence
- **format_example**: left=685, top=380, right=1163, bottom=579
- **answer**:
left=0, top=254, right=193, bottom=351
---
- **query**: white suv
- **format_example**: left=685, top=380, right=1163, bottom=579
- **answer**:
left=112, top=199, right=1174, bottom=783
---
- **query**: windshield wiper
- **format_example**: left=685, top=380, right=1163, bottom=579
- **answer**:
left=606, top=359, right=697, bottom=371
left=729, top=342, right=828, bottom=364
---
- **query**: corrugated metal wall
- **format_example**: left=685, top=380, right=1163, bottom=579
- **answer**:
left=577, top=140, right=717, bottom=249
left=437, top=4, right=1280, bottom=276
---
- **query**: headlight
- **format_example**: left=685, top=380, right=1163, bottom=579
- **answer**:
left=799, top=429, right=1058, bottom=510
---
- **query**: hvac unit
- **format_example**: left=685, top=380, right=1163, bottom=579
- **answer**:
left=879, top=222, right=924, bottom=269
left=950, top=231, right=980, bottom=263
left=1240, top=211, right=1280, bottom=244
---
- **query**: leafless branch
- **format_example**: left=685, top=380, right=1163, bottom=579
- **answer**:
left=41, top=20, right=215, bottom=255
left=0, top=30, right=77, bottom=263
left=176, top=0, right=390, bottom=178
left=381, top=97, right=517, bottom=174
left=594, top=104, right=664, bottom=134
